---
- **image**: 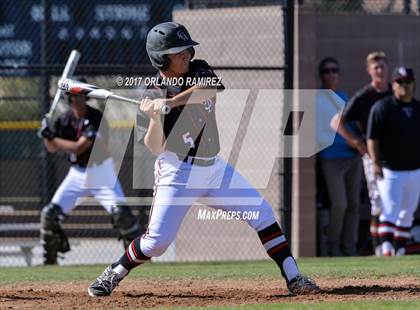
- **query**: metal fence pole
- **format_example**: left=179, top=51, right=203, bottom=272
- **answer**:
left=404, top=0, right=411, bottom=14
left=39, top=0, right=54, bottom=206
left=281, top=0, right=294, bottom=243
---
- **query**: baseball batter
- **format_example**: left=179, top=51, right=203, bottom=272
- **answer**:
left=38, top=83, right=141, bottom=265
left=88, top=22, right=319, bottom=297
left=367, top=67, right=420, bottom=256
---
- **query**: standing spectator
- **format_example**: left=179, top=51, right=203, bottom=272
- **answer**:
left=367, top=67, right=420, bottom=256
left=317, top=57, right=363, bottom=256
left=331, top=52, right=392, bottom=255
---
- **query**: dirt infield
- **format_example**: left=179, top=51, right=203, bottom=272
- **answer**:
left=1, top=277, right=419, bottom=309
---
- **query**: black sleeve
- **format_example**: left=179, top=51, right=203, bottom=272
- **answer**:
left=82, top=112, right=103, bottom=140
left=342, top=93, right=362, bottom=122
left=52, top=117, right=63, bottom=138
left=82, top=121, right=98, bottom=140
left=367, top=102, right=385, bottom=140
left=192, top=60, right=225, bottom=91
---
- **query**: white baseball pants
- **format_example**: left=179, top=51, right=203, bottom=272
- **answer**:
left=52, top=158, right=125, bottom=214
left=140, top=151, right=277, bottom=257
left=377, top=167, right=420, bottom=227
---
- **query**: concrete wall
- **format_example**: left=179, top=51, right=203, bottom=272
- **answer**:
left=305, top=8, right=420, bottom=97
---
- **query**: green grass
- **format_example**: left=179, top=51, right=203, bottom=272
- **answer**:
left=165, top=300, right=420, bottom=310
left=1, top=257, right=419, bottom=309
left=1, top=256, right=419, bottom=283
left=294, top=255, right=420, bottom=279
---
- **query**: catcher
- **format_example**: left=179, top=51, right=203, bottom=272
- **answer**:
left=38, top=79, right=141, bottom=265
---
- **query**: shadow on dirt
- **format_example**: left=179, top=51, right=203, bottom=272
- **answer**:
left=325, top=285, right=420, bottom=295
left=1, top=295, right=46, bottom=301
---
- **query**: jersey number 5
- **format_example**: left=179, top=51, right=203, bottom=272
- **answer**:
left=182, top=132, right=195, bottom=148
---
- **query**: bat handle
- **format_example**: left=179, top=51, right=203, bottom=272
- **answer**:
left=161, top=105, right=171, bottom=115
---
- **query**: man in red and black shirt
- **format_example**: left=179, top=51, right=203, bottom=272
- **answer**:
left=331, top=52, right=392, bottom=255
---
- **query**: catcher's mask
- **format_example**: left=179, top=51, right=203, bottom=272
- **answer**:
left=146, top=22, right=199, bottom=71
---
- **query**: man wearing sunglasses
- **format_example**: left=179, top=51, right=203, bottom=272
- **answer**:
left=367, top=67, right=420, bottom=256
left=316, top=57, right=363, bottom=257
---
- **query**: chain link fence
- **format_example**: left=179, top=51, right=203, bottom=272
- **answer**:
left=0, top=0, right=291, bottom=266
left=303, top=0, right=420, bottom=14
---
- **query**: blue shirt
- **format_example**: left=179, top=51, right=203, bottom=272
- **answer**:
left=318, top=90, right=359, bottom=159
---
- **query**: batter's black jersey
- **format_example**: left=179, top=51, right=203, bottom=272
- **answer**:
left=343, top=84, right=392, bottom=135
left=54, top=106, right=110, bottom=167
left=137, top=59, right=225, bottom=157
left=367, top=96, right=420, bottom=170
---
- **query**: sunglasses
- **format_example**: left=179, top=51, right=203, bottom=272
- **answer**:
left=395, top=79, right=414, bottom=85
left=321, top=68, right=339, bottom=75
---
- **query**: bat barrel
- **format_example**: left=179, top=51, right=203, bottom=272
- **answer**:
left=47, top=50, right=81, bottom=119
left=58, top=78, right=112, bottom=100
left=58, top=78, right=171, bottom=114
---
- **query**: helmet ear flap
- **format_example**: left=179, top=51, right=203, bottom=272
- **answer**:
left=148, top=51, right=170, bottom=71
left=161, top=55, right=170, bottom=71
left=189, top=47, right=195, bottom=59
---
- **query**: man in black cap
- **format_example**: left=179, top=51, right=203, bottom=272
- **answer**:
left=367, top=67, right=420, bottom=256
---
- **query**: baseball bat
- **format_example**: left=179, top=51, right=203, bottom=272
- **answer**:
left=46, top=50, right=81, bottom=120
left=57, top=78, right=171, bottom=115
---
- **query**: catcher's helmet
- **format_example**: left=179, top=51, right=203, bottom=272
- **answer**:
left=146, top=22, right=199, bottom=70
left=66, top=77, right=89, bottom=104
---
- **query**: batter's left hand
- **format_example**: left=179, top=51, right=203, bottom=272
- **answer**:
left=38, top=117, right=55, bottom=140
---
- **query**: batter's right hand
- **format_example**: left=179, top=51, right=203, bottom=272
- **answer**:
left=38, top=117, right=55, bottom=140
left=139, top=97, right=166, bottom=119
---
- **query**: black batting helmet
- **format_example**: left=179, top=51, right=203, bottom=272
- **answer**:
left=146, top=22, right=199, bottom=70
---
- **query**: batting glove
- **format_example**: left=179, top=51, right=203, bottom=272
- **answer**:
left=38, top=117, right=55, bottom=140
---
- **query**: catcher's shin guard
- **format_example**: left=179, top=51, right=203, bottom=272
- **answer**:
left=111, top=206, right=141, bottom=248
left=40, top=203, right=70, bottom=265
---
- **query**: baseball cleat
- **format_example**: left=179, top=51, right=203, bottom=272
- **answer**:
left=88, top=266, right=123, bottom=297
left=395, top=247, right=406, bottom=256
left=287, top=275, right=320, bottom=295
left=382, top=241, right=394, bottom=257
left=374, top=245, right=383, bottom=256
